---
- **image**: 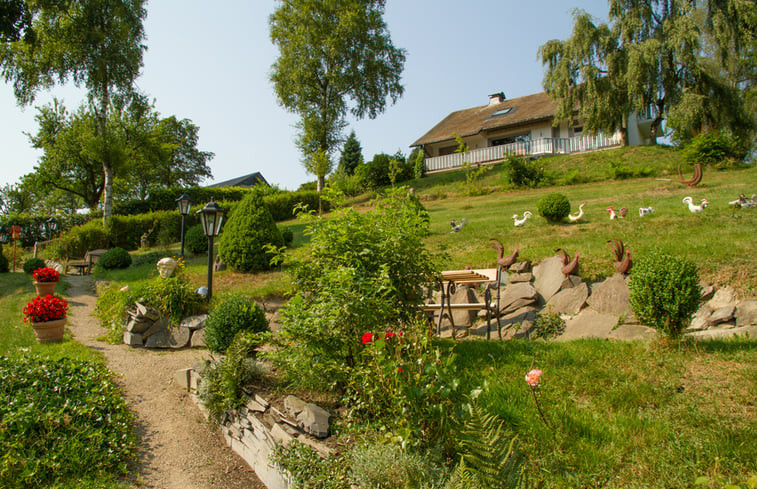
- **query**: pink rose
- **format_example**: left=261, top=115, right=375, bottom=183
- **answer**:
left=525, top=369, right=543, bottom=387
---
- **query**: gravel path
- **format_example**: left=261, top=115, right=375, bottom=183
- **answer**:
left=65, top=275, right=265, bottom=489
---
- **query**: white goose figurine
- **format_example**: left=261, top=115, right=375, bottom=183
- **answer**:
left=682, top=196, right=708, bottom=213
left=512, top=211, right=532, bottom=227
left=568, top=203, right=585, bottom=222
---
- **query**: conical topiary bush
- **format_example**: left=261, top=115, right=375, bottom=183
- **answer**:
left=218, top=192, right=284, bottom=272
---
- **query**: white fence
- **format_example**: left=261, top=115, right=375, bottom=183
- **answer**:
left=424, top=133, right=623, bottom=173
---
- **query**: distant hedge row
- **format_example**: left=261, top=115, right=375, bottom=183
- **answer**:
left=112, top=186, right=329, bottom=221
left=0, top=214, right=91, bottom=248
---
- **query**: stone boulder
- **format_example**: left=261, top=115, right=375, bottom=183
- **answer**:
left=181, top=314, right=207, bottom=331
left=707, top=306, right=736, bottom=326
left=707, top=286, right=737, bottom=310
left=736, top=301, right=757, bottom=326
left=509, top=260, right=531, bottom=273
left=544, top=282, right=589, bottom=316
left=496, top=282, right=538, bottom=316
left=499, top=306, right=538, bottom=339
left=532, top=256, right=566, bottom=303
left=586, top=273, right=632, bottom=317
left=144, top=326, right=191, bottom=349
left=608, top=324, right=658, bottom=341
left=296, top=403, right=331, bottom=439
left=190, top=328, right=206, bottom=348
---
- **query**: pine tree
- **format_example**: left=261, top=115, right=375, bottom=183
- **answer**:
left=338, top=131, right=363, bottom=175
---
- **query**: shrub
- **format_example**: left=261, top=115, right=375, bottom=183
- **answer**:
left=0, top=355, right=135, bottom=488
left=48, top=220, right=109, bottom=260
left=279, top=226, right=294, bottom=246
left=266, top=189, right=438, bottom=393
left=204, top=295, right=269, bottom=353
left=22, top=257, right=46, bottom=274
left=197, top=331, right=267, bottom=419
left=505, top=156, right=544, bottom=188
left=531, top=311, right=566, bottom=339
left=271, top=443, right=352, bottom=489
left=218, top=192, right=284, bottom=273
left=348, top=442, right=449, bottom=489
left=0, top=246, right=8, bottom=273
left=98, top=248, right=132, bottom=270
left=185, top=224, right=208, bottom=254
left=537, top=193, right=571, bottom=223
left=628, top=249, right=701, bottom=339
left=141, top=273, right=205, bottom=325
left=682, top=131, right=748, bottom=169
left=263, top=190, right=327, bottom=221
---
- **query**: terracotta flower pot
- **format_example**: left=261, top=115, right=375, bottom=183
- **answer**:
left=31, top=318, right=66, bottom=343
left=34, top=281, right=58, bottom=297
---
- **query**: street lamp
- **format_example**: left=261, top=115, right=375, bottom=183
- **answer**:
left=45, top=217, right=58, bottom=241
left=175, top=193, right=192, bottom=257
left=196, top=199, right=224, bottom=301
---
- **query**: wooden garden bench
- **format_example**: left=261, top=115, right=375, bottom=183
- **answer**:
left=65, top=249, right=108, bottom=275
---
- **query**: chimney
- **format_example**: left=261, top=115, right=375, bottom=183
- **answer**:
left=488, top=92, right=506, bottom=106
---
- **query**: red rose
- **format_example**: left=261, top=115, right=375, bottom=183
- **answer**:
left=361, top=332, right=374, bottom=344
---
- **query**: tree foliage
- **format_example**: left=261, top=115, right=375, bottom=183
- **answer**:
left=539, top=0, right=755, bottom=145
left=269, top=0, right=406, bottom=185
left=0, top=0, right=147, bottom=223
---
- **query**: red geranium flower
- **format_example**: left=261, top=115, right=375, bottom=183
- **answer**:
left=32, top=267, right=60, bottom=283
left=22, top=294, right=68, bottom=323
left=361, top=332, right=374, bottom=344
left=384, top=331, right=396, bottom=339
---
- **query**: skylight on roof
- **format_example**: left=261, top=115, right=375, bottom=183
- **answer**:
left=490, top=107, right=513, bottom=117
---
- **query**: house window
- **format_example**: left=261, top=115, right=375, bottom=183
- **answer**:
left=489, top=132, right=530, bottom=147
left=438, top=144, right=458, bottom=156
left=489, top=107, right=513, bottom=118
left=572, top=126, right=583, bottom=136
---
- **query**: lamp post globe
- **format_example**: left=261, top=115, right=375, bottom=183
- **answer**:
left=45, top=217, right=57, bottom=241
left=196, top=199, right=224, bottom=301
left=175, top=193, right=192, bottom=257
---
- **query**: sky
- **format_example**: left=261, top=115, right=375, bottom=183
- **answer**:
left=0, top=0, right=611, bottom=192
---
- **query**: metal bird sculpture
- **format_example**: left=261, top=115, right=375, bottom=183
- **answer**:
left=489, top=239, right=519, bottom=269
left=554, top=248, right=580, bottom=276
left=607, top=238, right=633, bottom=275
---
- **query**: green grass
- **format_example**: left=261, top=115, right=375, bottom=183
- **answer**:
left=0, top=272, right=136, bottom=489
left=446, top=338, right=757, bottom=488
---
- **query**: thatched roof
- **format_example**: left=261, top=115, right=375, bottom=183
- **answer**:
left=411, top=91, right=558, bottom=147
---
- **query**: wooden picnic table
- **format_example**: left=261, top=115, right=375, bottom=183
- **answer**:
left=424, top=268, right=502, bottom=340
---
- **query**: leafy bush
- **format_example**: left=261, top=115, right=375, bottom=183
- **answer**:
left=271, top=443, right=352, bottom=489
left=279, top=226, right=294, bottom=246
left=348, top=442, right=449, bottom=489
left=505, top=156, right=544, bottom=188
left=113, top=186, right=253, bottom=215
left=0, top=245, right=8, bottom=273
left=22, top=257, right=46, bottom=274
left=47, top=220, right=109, bottom=260
left=0, top=355, right=135, bottom=488
left=531, top=311, right=566, bottom=339
left=98, top=247, right=132, bottom=270
left=606, top=160, right=657, bottom=180
left=130, top=250, right=169, bottom=267
left=218, top=192, right=284, bottom=273
left=537, top=193, right=571, bottom=223
left=0, top=214, right=90, bottom=248
left=185, top=224, right=208, bottom=254
left=197, top=331, right=267, bottom=419
left=682, top=131, right=748, bottom=169
left=263, top=189, right=328, bottom=221
left=266, top=189, right=437, bottom=392
left=628, top=249, right=701, bottom=339
left=204, top=295, right=269, bottom=353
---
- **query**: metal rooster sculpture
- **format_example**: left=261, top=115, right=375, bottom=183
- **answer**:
left=607, top=238, right=633, bottom=275
left=554, top=248, right=580, bottom=276
left=489, top=239, right=519, bottom=269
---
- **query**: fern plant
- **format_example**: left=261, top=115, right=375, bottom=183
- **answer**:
left=447, top=402, right=526, bottom=489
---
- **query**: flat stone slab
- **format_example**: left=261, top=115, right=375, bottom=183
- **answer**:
left=296, top=403, right=330, bottom=439
left=707, top=306, right=736, bottom=326
left=556, top=308, right=618, bottom=341
left=533, top=256, right=566, bottom=303
left=608, top=324, right=658, bottom=341
left=181, top=314, right=208, bottom=331
left=509, top=260, right=531, bottom=273
left=707, top=286, right=738, bottom=310
left=587, top=273, right=632, bottom=317
left=686, top=325, right=757, bottom=340
left=190, top=328, right=206, bottom=348
left=142, top=316, right=169, bottom=339
left=123, top=331, right=143, bottom=346
left=509, top=273, right=533, bottom=283
left=544, top=282, right=589, bottom=316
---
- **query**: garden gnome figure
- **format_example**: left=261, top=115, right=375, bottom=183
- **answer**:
left=157, top=257, right=178, bottom=278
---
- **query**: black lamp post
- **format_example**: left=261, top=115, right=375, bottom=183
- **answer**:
left=196, top=199, right=224, bottom=301
left=45, top=217, right=57, bottom=241
left=176, top=193, right=192, bottom=257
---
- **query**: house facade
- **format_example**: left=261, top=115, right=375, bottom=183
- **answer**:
left=411, top=91, right=654, bottom=173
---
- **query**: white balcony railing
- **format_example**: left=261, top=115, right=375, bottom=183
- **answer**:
left=424, top=133, right=623, bottom=173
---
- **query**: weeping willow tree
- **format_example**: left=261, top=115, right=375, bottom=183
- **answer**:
left=539, top=0, right=755, bottom=145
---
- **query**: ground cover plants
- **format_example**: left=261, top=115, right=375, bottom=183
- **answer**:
left=0, top=273, right=135, bottom=489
